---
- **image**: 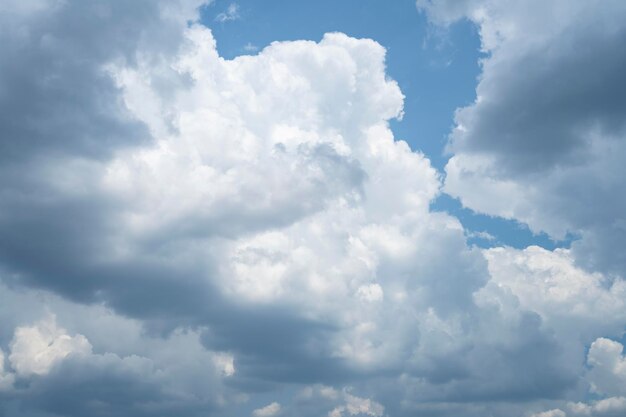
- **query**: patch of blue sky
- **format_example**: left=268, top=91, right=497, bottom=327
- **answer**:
left=201, top=0, right=575, bottom=250
left=433, top=194, right=578, bottom=250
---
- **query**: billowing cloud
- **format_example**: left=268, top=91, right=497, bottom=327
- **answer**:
left=568, top=397, right=626, bottom=417
left=0, top=288, right=236, bottom=416
left=253, top=402, right=282, bottom=417
left=482, top=246, right=626, bottom=339
left=9, top=315, right=92, bottom=377
left=586, top=338, right=626, bottom=397
left=328, top=391, right=385, bottom=417
left=0, top=0, right=624, bottom=416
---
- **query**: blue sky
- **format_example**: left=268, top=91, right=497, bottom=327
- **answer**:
left=0, top=1, right=625, bottom=417
left=205, top=0, right=571, bottom=250
left=205, top=0, right=478, bottom=167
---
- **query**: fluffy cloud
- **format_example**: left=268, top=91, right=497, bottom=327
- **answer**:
left=328, top=391, right=385, bottom=417
left=531, top=397, right=626, bottom=417
left=0, top=0, right=481, bottom=413
left=416, top=2, right=626, bottom=412
left=482, top=246, right=626, bottom=339
left=253, top=402, right=282, bottom=417
left=0, top=0, right=625, bottom=416
left=262, top=385, right=387, bottom=417
left=586, top=338, right=626, bottom=397
left=0, top=290, right=236, bottom=416
left=9, top=315, right=92, bottom=377
left=419, top=0, right=626, bottom=276
left=568, top=397, right=626, bottom=417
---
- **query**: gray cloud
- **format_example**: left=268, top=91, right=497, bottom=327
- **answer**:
left=419, top=0, right=626, bottom=276
left=0, top=0, right=199, bottom=162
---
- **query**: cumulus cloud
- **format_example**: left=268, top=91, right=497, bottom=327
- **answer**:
left=0, top=0, right=624, bottom=416
left=531, top=410, right=566, bottom=417
left=278, top=385, right=387, bottom=417
left=253, top=402, right=282, bottom=417
left=419, top=0, right=626, bottom=276
left=482, top=246, right=626, bottom=339
left=0, top=291, right=236, bottom=416
left=328, top=391, right=385, bottom=417
left=586, top=338, right=626, bottom=397
left=9, top=315, right=92, bottom=377
left=0, top=0, right=480, bottom=412
left=568, top=397, right=626, bottom=417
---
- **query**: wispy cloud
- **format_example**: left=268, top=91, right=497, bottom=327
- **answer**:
left=215, top=2, right=240, bottom=22
left=466, top=230, right=496, bottom=241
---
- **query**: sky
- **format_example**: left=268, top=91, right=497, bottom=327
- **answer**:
left=0, top=1, right=625, bottom=417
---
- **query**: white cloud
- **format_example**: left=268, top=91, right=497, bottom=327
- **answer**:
left=568, top=397, right=626, bottom=416
left=5, top=16, right=618, bottom=410
left=0, top=290, right=238, bottom=413
left=215, top=2, right=240, bottom=22
left=357, top=284, right=384, bottom=302
left=9, top=315, right=92, bottom=377
left=586, top=338, right=626, bottom=397
left=213, top=351, right=236, bottom=377
left=329, top=391, right=385, bottom=417
left=586, top=397, right=626, bottom=416
left=482, top=246, right=626, bottom=337
left=101, top=16, right=510, bottom=402
left=105, top=29, right=409, bottom=247
left=466, top=230, right=496, bottom=241
left=0, top=0, right=625, bottom=416
left=531, top=410, right=566, bottom=417
left=253, top=402, right=282, bottom=417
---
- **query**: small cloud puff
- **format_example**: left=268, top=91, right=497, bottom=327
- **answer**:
left=253, top=402, right=282, bottom=417
left=9, top=315, right=92, bottom=377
